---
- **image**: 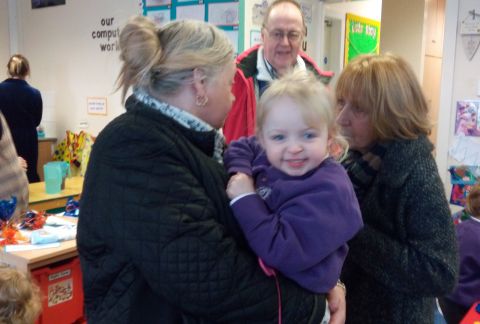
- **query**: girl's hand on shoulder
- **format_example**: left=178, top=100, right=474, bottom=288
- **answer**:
left=226, top=173, right=255, bottom=199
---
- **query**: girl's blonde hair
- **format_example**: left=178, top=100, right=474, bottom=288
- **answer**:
left=7, top=54, right=30, bottom=78
left=336, top=53, right=431, bottom=141
left=256, top=70, right=348, bottom=159
left=116, top=16, right=234, bottom=102
left=0, top=266, right=42, bottom=324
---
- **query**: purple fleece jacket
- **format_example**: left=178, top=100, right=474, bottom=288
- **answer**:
left=447, top=218, right=480, bottom=307
left=224, top=136, right=363, bottom=293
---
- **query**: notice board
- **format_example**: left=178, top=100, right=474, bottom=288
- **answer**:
left=344, top=13, right=380, bottom=66
left=142, top=0, right=241, bottom=54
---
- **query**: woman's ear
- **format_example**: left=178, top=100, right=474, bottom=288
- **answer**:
left=193, top=68, right=207, bottom=96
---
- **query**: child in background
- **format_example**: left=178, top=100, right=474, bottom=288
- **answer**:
left=0, top=265, right=42, bottom=324
left=452, top=185, right=476, bottom=224
left=224, top=70, right=363, bottom=295
left=439, top=184, right=480, bottom=324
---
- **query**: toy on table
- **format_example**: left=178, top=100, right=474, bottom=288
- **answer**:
left=0, top=197, right=21, bottom=245
left=64, top=197, right=79, bottom=217
left=19, top=210, right=47, bottom=230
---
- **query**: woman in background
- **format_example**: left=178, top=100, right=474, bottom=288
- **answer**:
left=77, top=16, right=340, bottom=323
left=0, top=54, right=43, bottom=183
left=336, top=53, right=458, bottom=323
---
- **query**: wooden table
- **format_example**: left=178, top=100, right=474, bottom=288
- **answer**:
left=0, top=217, right=78, bottom=272
left=0, top=239, right=78, bottom=272
left=29, top=177, right=84, bottom=211
left=0, top=217, right=84, bottom=323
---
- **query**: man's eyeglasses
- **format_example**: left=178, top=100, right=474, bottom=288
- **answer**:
left=265, top=28, right=303, bottom=43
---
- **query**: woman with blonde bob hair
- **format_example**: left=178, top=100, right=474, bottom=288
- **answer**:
left=336, top=53, right=458, bottom=323
left=77, top=16, right=330, bottom=323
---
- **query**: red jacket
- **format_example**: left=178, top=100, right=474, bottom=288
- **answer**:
left=223, top=44, right=333, bottom=143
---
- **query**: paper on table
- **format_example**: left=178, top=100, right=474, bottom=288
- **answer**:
left=4, top=243, right=61, bottom=252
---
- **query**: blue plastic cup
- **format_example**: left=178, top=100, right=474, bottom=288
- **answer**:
left=45, top=161, right=70, bottom=189
left=44, top=163, right=62, bottom=194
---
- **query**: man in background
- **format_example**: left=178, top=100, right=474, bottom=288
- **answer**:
left=222, top=0, right=333, bottom=143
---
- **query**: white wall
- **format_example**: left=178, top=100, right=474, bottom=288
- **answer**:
left=380, top=0, right=426, bottom=79
left=7, top=0, right=142, bottom=139
left=0, top=1, right=11, bottom=69
left=438, top=0, right=480, bottom=209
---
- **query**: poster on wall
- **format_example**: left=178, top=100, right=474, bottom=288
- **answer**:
left=460, top=9, right=480, bottom=61
left=87, top=97, right=108, bottom=116
left=449, top=165, right=480, bottom=207
left=208, top=2, right=239, bottom=26
left=449, top=165, right=480, bottom=185
left=344, top=13, right=380, bottom=66
left=250, top=29, right=262, bottom=47
left=176, top=5, right=205, bottom=21
left=32, top=0, right=65, bottom=9
left=300, top=3, right=312, bottom=24
left=147, top=9, right=171, bottom=26
left=252, top=0, right=268, bottom=26
left=142, top=0, right=241, bottom=53
left=449, top=136, right=480, bottom=165
left=146, top=0, right=171, bottom=6
left=224, top=30, right=239, bottom=54
left=450, top=184, right=474, bottom=207
left=455, top=100, right=480, bottom=136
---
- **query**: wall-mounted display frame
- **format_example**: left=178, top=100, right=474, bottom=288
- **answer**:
left=142, top=0, right=241, bottom=55
left=87, top=97, right=108, bottom=116
left=344, top=13, right=380, bottom=66
left=32, top=0, right=66, bottom=9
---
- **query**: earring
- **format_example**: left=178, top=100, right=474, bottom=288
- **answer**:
left=195, top=95, right=209, bottom=107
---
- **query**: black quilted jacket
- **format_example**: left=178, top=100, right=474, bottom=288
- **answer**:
left=77, top=97, right=326, bottom=324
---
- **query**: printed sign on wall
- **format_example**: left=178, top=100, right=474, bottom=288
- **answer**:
left=87, top=97, right=108, bottom=116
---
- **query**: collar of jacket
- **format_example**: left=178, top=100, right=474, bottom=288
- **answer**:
left=377, top=135, right=434, bottom=187
left=256, top=46, right=307, bottom=81
left=125, top=95, right=223, bottom=162
left=236, top=44, right=334, bottom=85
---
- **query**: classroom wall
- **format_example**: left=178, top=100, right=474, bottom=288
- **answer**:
left=380, top=0, right=426, bottom=79
left=437, top=0, right=480, bottom=209
left=0, top=1, right=11, bottom=72
left=7, top=0, right=142, bottom=139
left=5, top=0, right=382, bottom=140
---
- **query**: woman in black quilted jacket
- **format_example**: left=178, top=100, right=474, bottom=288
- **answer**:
left=77, top=16, right=344, bottom=324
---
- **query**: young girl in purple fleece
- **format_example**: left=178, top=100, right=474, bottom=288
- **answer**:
left=224, top=70, right=363, bottom=296
left=439, top=184, right=480, bottom=324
